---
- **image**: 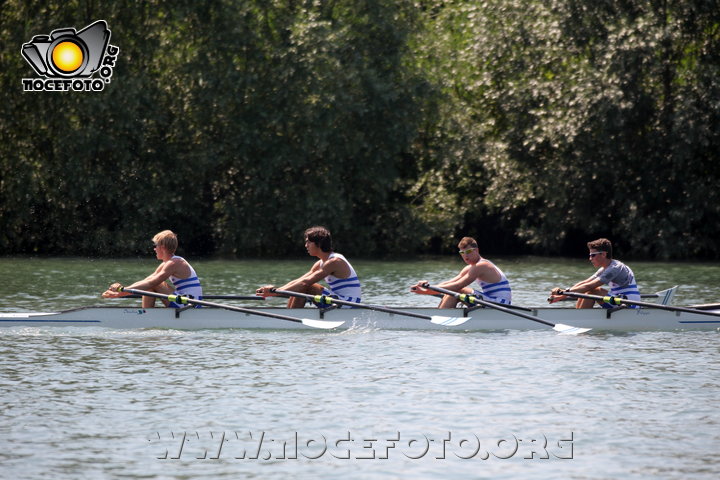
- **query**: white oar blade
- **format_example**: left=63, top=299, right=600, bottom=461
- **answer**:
left=553, top=323, right=592, bottom=335
left=430, top=315, right=469, bottom=326
left=301, top=318, right=345, bottom=329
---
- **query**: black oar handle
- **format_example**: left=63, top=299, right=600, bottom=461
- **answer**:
left=125, top=294, right=264, bottom=300
left=120, top=287, right=306, bottom=324
left=421, top=283, right=533, bottom=312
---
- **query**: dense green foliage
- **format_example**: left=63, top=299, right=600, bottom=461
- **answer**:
left=1, top=0, right=719, bottom=258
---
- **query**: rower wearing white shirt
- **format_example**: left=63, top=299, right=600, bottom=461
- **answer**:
left=411, top=236, right=513, bottom=308
left=256, top=226, right=362, bottom=308
left=102, top=230, right=203, bottom=308
left=318, top=252, right=362, bottom=303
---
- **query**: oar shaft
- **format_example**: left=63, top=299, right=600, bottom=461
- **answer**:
left=272, top=289, right=435, bottom=321
left=425, top=284, right=556, bottom=328
left=423, top=284, right=533, bottom=312
left=126, top=294, right=264, bottom=300
left=560, top=291, right=720, bottom=318
left=122, top=288, right=305, bottom=324
left=479, top=300, right=554, bottom=327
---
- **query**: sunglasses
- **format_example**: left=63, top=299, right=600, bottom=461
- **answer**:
left=458, top=248, right=476, bottom=255
left=589, top=251, right=605, bottom=258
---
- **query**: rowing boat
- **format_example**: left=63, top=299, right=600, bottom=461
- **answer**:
left=1, top=304, right=719, bottom=331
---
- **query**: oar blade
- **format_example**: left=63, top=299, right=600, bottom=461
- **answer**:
left=301, top=318, right=345, bottom=330
left=553, top=323, right=592, bottom=335
left=430, top=315, right=469, bottom=326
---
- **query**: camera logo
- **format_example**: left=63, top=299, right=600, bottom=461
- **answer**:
left=21, top=20, right=119, bottom=92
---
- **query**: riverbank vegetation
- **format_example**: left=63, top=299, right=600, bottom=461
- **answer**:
left=2, top=0, right=718, bottom=258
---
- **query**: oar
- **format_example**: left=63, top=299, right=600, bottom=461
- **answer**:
left=557, top=290, right=720, bottom=318
left=119, top=288, right=344, bottom=329
left=549, top=286, right=678, bottom=306
left=424, top=283, right=591, bottom=335
left=125, top=294, right=265, bottom=300
left=271, top=288, right=469, bottom=326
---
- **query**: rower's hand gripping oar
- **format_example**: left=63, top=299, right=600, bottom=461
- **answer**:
left=423, top=283, right=591, bottom=335
left=557, top=290, right=720, bottom=318
left=271, top=288, right=469, bottom=327
left=118, top=287, right=344, bottom=329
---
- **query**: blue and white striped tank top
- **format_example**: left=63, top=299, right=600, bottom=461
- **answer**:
left=169, top=256, right=203, bottom=300
left=321, top=253, right=362, bottom=303
left=596, top=260, right=640, bottom=305
left=474, top=260, right=512, bottom=304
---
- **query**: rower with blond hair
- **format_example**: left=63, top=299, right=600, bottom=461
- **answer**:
left=102, top=230, right=203, bottom=307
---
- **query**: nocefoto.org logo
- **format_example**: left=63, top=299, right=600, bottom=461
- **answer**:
left=21, top=20, right=119, bottom=92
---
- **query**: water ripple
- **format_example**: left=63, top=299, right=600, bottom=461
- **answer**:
left=2, top=259, right=720, bottom=478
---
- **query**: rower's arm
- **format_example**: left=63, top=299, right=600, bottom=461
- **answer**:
left=437, top=266, right=476, bottom=291
left=126, top=261, right=175, bottom=291
left=567, top=276, right=604, bottom=293
left=278, top=260, right=327, bottom=291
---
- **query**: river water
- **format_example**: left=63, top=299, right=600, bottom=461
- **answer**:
left=1, top=256, right=719, bottom=479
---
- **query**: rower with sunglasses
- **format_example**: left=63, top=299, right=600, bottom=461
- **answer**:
left=411, top=237, right=512, bottom=307
left=102, top=230, right=203, bottom=308
left=549, top=238, right=640, bottom=308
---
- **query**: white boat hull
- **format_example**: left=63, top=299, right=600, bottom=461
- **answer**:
left=1, top=305, right=719, bottom=331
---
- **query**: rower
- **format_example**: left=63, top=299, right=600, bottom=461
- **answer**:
left=101, top=230, right=203, bottom=308
left=255, top=226, right=362, bottom=309
left=549, top=238, right=640, bottom=309
left=411, top=237, right=513, bottom=308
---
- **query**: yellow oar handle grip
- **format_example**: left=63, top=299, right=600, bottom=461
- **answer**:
left=167, top=294, right=190, bottom=304
left=458, top=293, right=479, bottom=304
left=312, top=295, right=334, bottom=305
left=602, top=296, right=623, bottom=305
